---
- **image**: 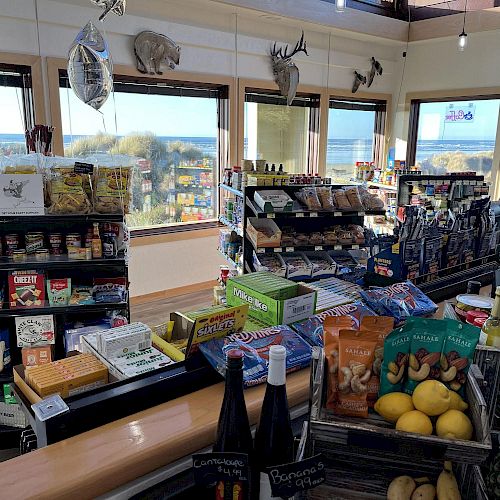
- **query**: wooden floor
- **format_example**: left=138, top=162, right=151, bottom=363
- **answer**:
left=131, top=289, right=214, bottom=327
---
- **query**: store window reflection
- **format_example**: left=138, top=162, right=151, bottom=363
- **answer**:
left=59, top=73, right=226, bottom=230
left=413, top=99, right=500, bottom=182
left=244, top=91, right=319, bottom=174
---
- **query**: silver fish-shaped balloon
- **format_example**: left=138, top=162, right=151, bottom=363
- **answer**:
left=91, top=0, right=126, bottom=21
left=68, top=21, right=113, bottom=111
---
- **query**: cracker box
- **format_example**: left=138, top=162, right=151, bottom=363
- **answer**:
left=8, top=270, right=45, bottom=308
left=15, top=315, right=55, bottom=347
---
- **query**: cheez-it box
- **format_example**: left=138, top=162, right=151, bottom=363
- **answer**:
left=22, top=346, right=53, bottom=367
left=8, top=270, right=45, bottom=308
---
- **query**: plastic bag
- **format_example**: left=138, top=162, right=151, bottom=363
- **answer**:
left=332, top=189, right=351, bottom=210
left=344, top=186, right=364, bottom=211
left=317, top=186, right=335, bottom=210
left=296, top=187, right=322, bottom=211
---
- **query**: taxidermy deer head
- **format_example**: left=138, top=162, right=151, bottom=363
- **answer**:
left=270, top=31, right=308, bottom=106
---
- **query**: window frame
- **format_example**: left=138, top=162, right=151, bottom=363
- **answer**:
left=407, top=93, right=500, bottom=169
left=47, top=57, right=235, bottom=237
left=0, top=52, right=45, bottom=130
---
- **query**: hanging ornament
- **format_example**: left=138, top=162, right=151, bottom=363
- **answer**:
left=68, top=21, right=113, bottom=111
left=90, top=0, right=126, bottom=21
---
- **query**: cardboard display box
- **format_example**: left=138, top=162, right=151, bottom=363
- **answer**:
left=246, top=217, right=282, bottom=248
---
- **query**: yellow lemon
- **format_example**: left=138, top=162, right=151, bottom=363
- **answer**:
left=436, top=409, right=473, bottom=440
left=374, top=392, right=415, bottom=423
left=396, top=410, right=433, bottom=436
left=448, top=391, right=468, bottom=412
left=412, top=380, right=450, bottom=416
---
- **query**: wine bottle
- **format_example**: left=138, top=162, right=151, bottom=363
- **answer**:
left=254, top=345, right=294, bottom=500
left=213, top=350, right=253, bottom=500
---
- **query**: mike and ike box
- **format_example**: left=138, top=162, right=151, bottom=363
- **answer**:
left=226, top=272, right=317, bottom=326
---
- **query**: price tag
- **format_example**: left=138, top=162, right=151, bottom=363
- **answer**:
left=267, top=213, right=275, bottom=218
left=314, top=246, right=323, bottom=251
left=286, top=247, right=294, bottom=253
left=266, top=454, right=325, bottom=498
left=74, top=162, right=94, bottom=174
left=273, top=247, right=282, bottom=253
left=193, top=453, right=249, bottom=487
left=334, top=245, right=342, bottom=250
left=296, top=212, right=304, bottom=218
left=310, top=212, right=318, bottom=217
left=334, top=212, right=342, bottom=217
left=352, top=244, right=359, bottom=249
left=257, top=248, right=265, bottom=254
left=357, top=211, right=364, bottom=216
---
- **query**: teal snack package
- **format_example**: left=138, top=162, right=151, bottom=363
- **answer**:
left=404, top=318, right=448, bottom=395
left=379, top=323, right=412, bottom=397
left=440, top=320, right=480, bottom=396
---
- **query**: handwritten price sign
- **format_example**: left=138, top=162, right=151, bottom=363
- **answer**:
left=192, top=452, right=249, bottom=486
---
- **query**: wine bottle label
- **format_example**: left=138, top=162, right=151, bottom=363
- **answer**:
left=259, top=472, right=273, bottom=500
left=216, top=480, right=245, bottom=500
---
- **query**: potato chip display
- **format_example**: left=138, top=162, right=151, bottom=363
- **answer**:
left=94, top=166, right=132, bottom=214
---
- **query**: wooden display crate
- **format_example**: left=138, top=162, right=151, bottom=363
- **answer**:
left=309, top=349, right=492, bottom=468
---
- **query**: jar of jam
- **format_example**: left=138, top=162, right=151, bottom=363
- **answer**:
left=66, top=233, right=82, bottom=248
left=25, top=232, right=45, bottom=254
left=48, top=233, right=63, bottom=255
left=12, top=249, right=27, bottom=262
left=35, top=249, right=50, bottom=261
left=4, top=234, right=20, bottom=257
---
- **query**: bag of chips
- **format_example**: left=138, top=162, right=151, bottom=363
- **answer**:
left=359, top=281, right=438, bottom=324
left=47, top=163, right=92, bottom=214
left=93, top=163, right=132, bottom=214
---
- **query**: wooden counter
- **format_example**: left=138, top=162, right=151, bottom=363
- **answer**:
left=0, top=368, right=310, bottom=500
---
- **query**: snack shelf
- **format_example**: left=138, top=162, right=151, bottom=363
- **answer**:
left=249, top=241, right=366, bottom=254
left=367, top=182, right=398, bottom=192
left=0, top=256, right=127, bottom=272
left=0, top=302, right=129, bottom=318
left=218, top=215, right=243, bottom=237
left=217, top=249, right=242, bottom=271
left=176, top=165, right=213, bottom=171
left=219, top=183, right=244, bottom=197
left=246, top=197, right=385, bottom=219
left=0, top=214, right=124, bottom=224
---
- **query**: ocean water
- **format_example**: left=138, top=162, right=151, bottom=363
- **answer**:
left=0, top=134, right=495, bottom=166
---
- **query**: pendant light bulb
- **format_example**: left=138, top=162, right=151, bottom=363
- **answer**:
left=335, top=0, right=346, bottom=12
left=458, top=31, right=468, bottom=51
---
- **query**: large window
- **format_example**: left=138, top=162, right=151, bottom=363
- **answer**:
left=327, top=98, right=386, bottom=183
left=244, top=90, right=320, bottom=173
left=408, top=97, right=500, bottom=182
left=0, top=64, right=34, bottom=155
left=59, top=72, right=227, bottom=231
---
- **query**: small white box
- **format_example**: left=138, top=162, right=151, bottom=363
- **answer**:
left=254, top=190, right=293, bottom=212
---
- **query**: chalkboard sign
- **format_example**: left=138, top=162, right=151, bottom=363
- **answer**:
left=192, top=452, right=249, bottom=487
left=74, top=162, right=94, bottom=174
left=266, top=453, right=325, bottom=497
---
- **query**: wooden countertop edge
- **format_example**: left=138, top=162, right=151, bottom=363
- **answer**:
left=0, top=368, right=310, bottom=500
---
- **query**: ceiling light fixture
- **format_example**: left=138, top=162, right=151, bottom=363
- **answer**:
left=335, top=0, right=346, bottom=12
left=458, top=0, right=468, bottom=51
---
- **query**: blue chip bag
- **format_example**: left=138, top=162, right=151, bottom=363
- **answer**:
left=0, top=329, right=11, bottom=374
left=199, top=325, right=312, bottom=387
left=360, top=281, right=438, bottom=325
left=291, top=301, right=377, bottom=347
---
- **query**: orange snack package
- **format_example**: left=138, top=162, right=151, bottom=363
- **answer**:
left=324, top=316, right=353, bottom=410
left=360, top=316, right=395, bottom=407
left=336, top=329, right=377, bottom=418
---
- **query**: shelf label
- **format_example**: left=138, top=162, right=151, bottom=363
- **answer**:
left=74, top=162, right=94, bottom=174
left=310, top=212, right=318, bottom=217
left=296, top=212, right=305, bottom=218
left=273, top=247, right=282, bottom=253
left=334, top=245, right=342, bottom=250
left=286, top=247, right=294, bottom=253
left=257, top=248, right=265, bottom=254
left=352, top=244, right=359, bottom=249
left=267, top=213, right=275, bottom=218
left=314, top=246, right=323, bottom=251
left=357, top=211, right=365, bottom=216
left=334, top=212, right=342, bottom=217
left=192, top=452, right=249, bottom=487
left=266, top=454, right=325, bottom=498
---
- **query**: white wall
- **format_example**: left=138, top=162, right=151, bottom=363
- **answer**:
left=0, top=0, right=403, bottom=296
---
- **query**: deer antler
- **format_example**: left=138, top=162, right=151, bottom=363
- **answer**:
left=281, top=31, right=308, bottom=59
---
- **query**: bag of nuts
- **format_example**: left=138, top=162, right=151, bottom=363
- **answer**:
left=379, top=324, right=412, bottom=397
left=359, top=316, right=395, bottom=407
left=324, top=316, right=353, bottom=410
left=335, top=329, right=377, bottom=418
left=404, top=318, right=447, bottom=395
left=440, top=320, right=480, bottom=396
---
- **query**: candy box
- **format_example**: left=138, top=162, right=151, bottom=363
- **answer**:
left=22, top=346, right=53, bottom=367
left=47, top=278, right=71, bottom=306
left=291, top=301, right=376, bottom=347
left=15, top=315, right=55, bottom=347
left=8, top=270, right=45, bottom=308
left=199, top=325, right=312, bottom=387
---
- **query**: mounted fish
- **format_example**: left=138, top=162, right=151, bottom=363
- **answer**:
left=68, top=21, right=113, bottom=110
left=134, top=31, right=181, bottom=75
left=367, top=57, right=383, bottom=88
left=90, top=0, right=126, bottom=22
left=270, top=31, right=308, bottom=106
left=352, top=71, right=366, bottom=94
